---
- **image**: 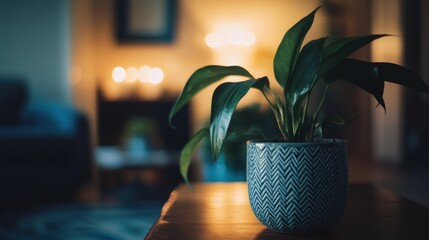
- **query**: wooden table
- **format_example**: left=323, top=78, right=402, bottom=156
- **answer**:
left=145, top=182, right=429, bottom=240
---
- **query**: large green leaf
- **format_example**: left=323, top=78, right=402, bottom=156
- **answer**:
left=371, top=62, right=429, bottom=93
left=324, top=59, right=386, bottom=110
left=273, top=6, right=320, bottom=88
left=180, top=127, right=209, bottom=185
left=169, top=65, right=253, bottom=126
left=326, top=59, right=429, bottom=110
left=317, top=35, right=388, bottom=79
left=210, top=79, right=257, bottom=160
left=288, top=37, right=327, bottom=105
left=285, top=37, right=326, bottom=137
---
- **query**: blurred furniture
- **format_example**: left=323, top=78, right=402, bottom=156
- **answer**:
left=95, top=146, right=182, bottom=200
left=145, top=183, right=429, bottom=240
left=0, top=79, right=91, bottom=195
left=97, top=90, right=190, bottom=150
left=96, top=90, right=191, bottom=200
left=96, top=147, right=179, bottom=169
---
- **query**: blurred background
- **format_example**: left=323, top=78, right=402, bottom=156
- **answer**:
left=0, top=0, right=428, bottom=238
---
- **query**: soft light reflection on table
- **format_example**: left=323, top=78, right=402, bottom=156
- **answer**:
left=203, top=183, right=250, bottom=224
left=146, top=182, right=429, bottom=240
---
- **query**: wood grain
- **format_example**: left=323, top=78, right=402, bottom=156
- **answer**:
left=145, top=183, right=429, bottom=240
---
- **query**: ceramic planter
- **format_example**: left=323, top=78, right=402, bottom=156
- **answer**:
left=247, top=140, right=348, bottom=233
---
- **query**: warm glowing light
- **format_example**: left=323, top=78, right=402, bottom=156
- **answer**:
left=149, top=67, right=164, bottom=84
left=205, top=29, right=255, bottom=48
left=138, top=65, right=152, bottom=83
left=229, top=30, right=244, bottom=45
left=228, top=30, right=255, bottom=46
left=242, top=30, right=256, bottom=46
left=125, top=67, right=138, bottom=82
left=205, top=32, right=223, bottom=48
left=113, top=65, right=163, bottom=85
left=112, top=66, right=126, bottom=83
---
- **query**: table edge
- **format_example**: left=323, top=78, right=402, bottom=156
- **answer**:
left=144, top=188, right=179, bottom=240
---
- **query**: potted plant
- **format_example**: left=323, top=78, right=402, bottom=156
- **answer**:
left=169, top=7, right=429, bottom=233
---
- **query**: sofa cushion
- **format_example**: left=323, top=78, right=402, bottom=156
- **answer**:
left=0, top=79, right=28, bottom=125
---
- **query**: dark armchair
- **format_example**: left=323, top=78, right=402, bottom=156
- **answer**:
left=0, top=79, right=91, bottom=196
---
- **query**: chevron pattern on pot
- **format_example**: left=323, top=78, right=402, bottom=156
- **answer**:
left=247, top=140, right=348, bottom=233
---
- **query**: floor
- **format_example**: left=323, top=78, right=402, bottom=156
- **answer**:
left=0, top=200, right=163, bottom=240
left=0, top=171, right=174, bottom=240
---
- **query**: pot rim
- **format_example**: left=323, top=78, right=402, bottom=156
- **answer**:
left=247, top=138, right=346, bottom=146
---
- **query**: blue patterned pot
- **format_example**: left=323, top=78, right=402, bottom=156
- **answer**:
left=247, top=140, right=348, bottom=233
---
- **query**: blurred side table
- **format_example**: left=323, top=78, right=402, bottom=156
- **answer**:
left=95, top=147, right=182, bottom=200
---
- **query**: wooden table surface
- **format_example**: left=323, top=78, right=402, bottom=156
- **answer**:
left=145, top=182, right=429, bottom=240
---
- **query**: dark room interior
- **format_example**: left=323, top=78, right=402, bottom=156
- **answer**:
left=0, top=0, right=428, bottom=239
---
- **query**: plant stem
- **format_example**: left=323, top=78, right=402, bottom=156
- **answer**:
left=312, top=84, right=331, bottom=126
left=262, top=86, right=288, bottom=140
left=296, top=94, right=311, bottom=141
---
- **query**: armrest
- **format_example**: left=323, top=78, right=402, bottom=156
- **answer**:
left=0, top=103, right=92, bottom=187
left=0, top=126, right=74, bottom=139
left=20, top=102, right=91, bottom=162
left=0, top=126, right=76, bottom=165
left=20, top=102, right=86, bottom=133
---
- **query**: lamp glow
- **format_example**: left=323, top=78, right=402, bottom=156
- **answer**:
left=205, top=32, right=223, bottom=48
left=229, top=30, right=245, bottom=45
left=112, top=66, right=126, bottom=83
left=205, top=29, right=255, bottom=48
left=149, top=67, right=164, bottom=84
left=125, top=67, right=138, bottom=82
left=138, top=65, right=152, bottom=83
left=242, top=30, right=255, bottom=46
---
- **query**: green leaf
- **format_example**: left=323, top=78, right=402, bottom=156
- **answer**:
left=253, top=77, right=288, bottom=140
left=325, top=59, right=429, bottom=111
left=210, top=79, right=257, bottom=160
left=318, top=35, right=388, bottom=79
left=311, top=83, right=331, bottom=131
left=180, top=127, right=209, bottom=185
left=371, top=62, right=429, bottom=93
left=288, top=37, right=327, bottom=105
left=325, top=59, right=429, bottom=109
left=169, top=65, right=253, bottom=127
left=285, top=37, right=326, bottom=138
left=273, top=6, right=321, bottom=88
left=313, top=124, right=323, bottom=139
left=324, top=59, right=386, bottom=110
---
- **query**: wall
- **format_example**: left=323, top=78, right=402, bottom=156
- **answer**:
left=401, top=0, right=429, bottom=165
left=317, top=0, right=373, bottom=160
left=0, top=0, right=71, bottom=103
left=91, top=0, right=327, bottom=129
left=71, top=0, right=97, bottom=144
left=371, top=0, right=403, bottom=164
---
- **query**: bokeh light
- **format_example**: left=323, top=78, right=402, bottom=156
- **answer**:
left=112, top=66, right=126, bottom=83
